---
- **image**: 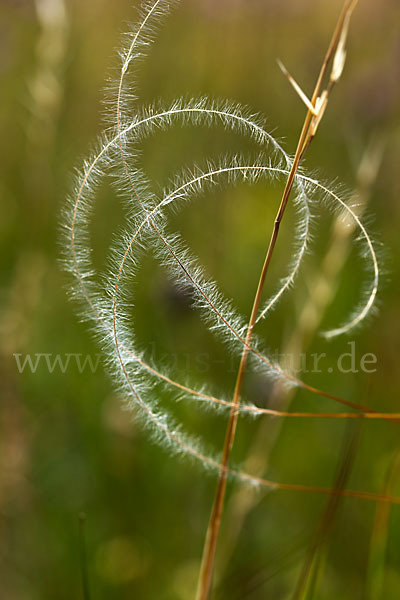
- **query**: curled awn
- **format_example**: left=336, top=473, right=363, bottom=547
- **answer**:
left=64, top=0, right=386, bottom=500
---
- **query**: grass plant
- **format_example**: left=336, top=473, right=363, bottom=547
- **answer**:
left=63, top=1, right=398, bottom=597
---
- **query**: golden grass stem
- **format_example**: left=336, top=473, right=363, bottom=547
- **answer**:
left=195, top=2, right=359, bottom=598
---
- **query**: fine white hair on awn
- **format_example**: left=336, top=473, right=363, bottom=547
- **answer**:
left=64, top=0, right=381, bottom=484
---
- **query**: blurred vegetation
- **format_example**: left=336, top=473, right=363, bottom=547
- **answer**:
left=1, top=0, right=400, bottom=598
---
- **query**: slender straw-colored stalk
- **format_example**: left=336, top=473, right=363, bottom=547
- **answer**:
left=195, top=2, right=359, bottom=598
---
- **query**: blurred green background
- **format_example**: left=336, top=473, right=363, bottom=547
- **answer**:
left=1, top=0, right=400, bottom=598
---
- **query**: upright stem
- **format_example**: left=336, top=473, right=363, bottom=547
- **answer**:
left=195, top=2, right=359, bottom=599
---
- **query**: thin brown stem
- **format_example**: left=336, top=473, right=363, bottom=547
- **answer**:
left=195, top=2, right=359, bottom=598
